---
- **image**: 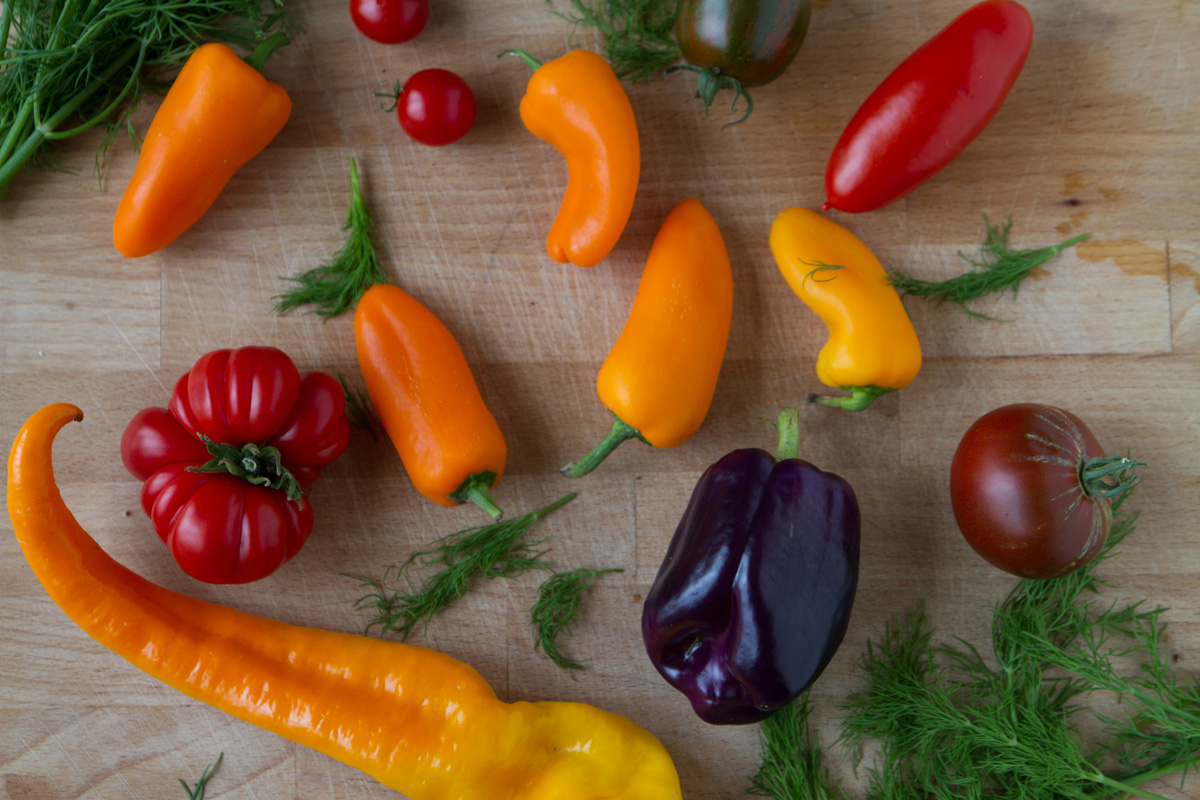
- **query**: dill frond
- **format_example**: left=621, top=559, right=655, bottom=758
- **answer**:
left=0, top=0, right=294, bottom=195
left=551, top=0, right=680, bottom=81
left=179, top=752, right=222, bottom=800
left=749, top=695, right=846, bottom=800
left=888, top=217, right=1090, bottom=321
left=347, top=494, right=575, bottom=641
left=275, top=156, right=388, bottom=318
left=530, top=567, right=621, bottom=670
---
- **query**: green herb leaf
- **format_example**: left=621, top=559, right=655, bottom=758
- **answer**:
left=275, top=156, right=388, bottom=319
left=347, top=494, right=576, bottom=640
left=0, top=1, right=294, bottom=195
left=339, top=374, right=380, bottom=441
left=531, top=567, right=622, bottom=670
left=550, top=0, right=681, bottom=81
left=888, top=217, right=1089, bottom=321
left=749, top=695, right=846, bottom=800
left=179, top=752, right=222, bottom=800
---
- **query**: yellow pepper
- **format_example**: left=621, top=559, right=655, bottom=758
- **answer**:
left=8, top=403, right=682, bottom=800
left=770, top=208, right=922, bottom=411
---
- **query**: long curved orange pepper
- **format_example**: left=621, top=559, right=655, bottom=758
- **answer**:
left=7, top=403, right=683, bottom=800
left=113, top=40, right=291, bottom=258
left=355, top=283, right=508, bottom=513
left=504, top=49, right=640, bottom=268
left=563, top=198, right=733, bottom=477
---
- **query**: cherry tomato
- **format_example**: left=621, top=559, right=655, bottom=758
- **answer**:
left=121, top=347, right=351, bottom=584
left=396, top=69, right=477, bottom=146
left=949, top=403, right=1136, bottom=580
left=349, top=0, right=428, bottom=44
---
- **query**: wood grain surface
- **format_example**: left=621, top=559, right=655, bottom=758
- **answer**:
left=3, top=0, right=1200, bottom=797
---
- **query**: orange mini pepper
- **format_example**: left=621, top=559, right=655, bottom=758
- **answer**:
left=113, top=39, right=291, bottom=258
left=355, top=282, right=508, bottom=514
left=769, top=207, right=922, bottom=411
left=563, top=198, right=733, bottom=477
left=504, top=49, right=640, bottom=268
left=7, top=403, right=683, bottom=800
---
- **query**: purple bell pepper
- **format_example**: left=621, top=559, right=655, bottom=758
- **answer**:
left=641, top=409, right=860, bottom=724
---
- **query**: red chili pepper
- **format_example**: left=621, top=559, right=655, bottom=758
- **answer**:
left=824, top=0, right=1034, bottom=214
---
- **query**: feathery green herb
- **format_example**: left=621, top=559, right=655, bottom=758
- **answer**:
left=348, top=493, right=575, bottom=641
left=531, top=567, right=622, bottom=670
left=751, top=494, right=1200, bottom=800
left=275, top=156, right=388, bottom=318
left=0, top=0, right=293, bottom=196
left=338, top=374, right=380, bottom=441
left=179, top=753, right=222, bottom=800
left=552, top=0, right=680, bottom=81
left=888, top=217, right=1090, bottom=321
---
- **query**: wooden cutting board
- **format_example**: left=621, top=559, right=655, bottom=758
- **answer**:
left=3, top=0, right=1199, bottom=797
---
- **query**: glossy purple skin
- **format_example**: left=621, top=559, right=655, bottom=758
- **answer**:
left=642, top=448, right=860, bottom=724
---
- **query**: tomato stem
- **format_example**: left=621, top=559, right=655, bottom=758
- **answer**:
left=186, top=435, right=308, bottom=505
left=665, top=64, right=753, bottom=126
left=561, top=414, right=648, bottom=478
left=807, top=386, right=894, bottom=413
left=448, top=471, right=504, bottom=521
left=1080, top=455, right=1143, bottom=500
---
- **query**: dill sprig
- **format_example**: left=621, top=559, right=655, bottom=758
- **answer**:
left=0, top=0, right=293, bottom=196
left=749, top=695, right=846, bottom=800
left=751, top=494, right=1200, bottom=800
left=179, top=753, right=222, bottom=800
left=888, top=217, right=1090, bottom=321
left=530, top=567, right=622, bottom=670
left=338, top=374, right=380, bottom=441
left=275, top=156, right=388, bottom=319
left=348, top=494, right=575, bottom=641
left=552, top=0, right=681, bottom=81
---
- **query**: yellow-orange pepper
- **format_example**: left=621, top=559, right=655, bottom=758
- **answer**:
left=113, top=41, right=291, bottom=258
left=770, top=207, right=922, bottom=411
left=564, top=198, right=733, bottom=477
left=8, top=403, right=683, bottom=800
left=505, top=49, right=640, bottom=268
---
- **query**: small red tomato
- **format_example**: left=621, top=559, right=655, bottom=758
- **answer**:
left=350, top=0, right=428, bottom=44
left=121, top=347, right=351, bottom=584
left=396, top=68, right=477, bottom=146
left=949, top=403, right=1138, bottom=580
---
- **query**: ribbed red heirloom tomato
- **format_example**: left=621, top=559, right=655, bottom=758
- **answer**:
left=395, top=68, right=477, bottom=146
left=949, top=403, right=1137, bottom=580
left=121, top=347, right=350, bottom=584
left=349, top=0, right=428, bottom=44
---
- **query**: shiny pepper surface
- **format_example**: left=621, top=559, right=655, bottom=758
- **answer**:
left=642, top=410, right=860, bottom=724
left=770, top=208, right=922, bottom=411
left=113, top=43, right=291, bottom=258
left=8, top=404, right=683, bottom=800
left=512, top=49, right=640, bottom=267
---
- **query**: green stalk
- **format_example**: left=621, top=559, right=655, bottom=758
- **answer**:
left=775, top=408, right=801, bottom=461
left=560, top=414, right=647, bottom=478
left=447, top=472, right=504, bottom=521
left=1095, top=774, right=1173, bottom=800
left=807, top=385, right=894, bottom=413
left=0, top=1, right=14, bottom=55
left=498, top=47, right=544, bottom=71
left=244, top=30, right=290, bottom=72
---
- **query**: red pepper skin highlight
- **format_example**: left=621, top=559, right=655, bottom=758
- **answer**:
left=824, top=0, right=1034, bottom=213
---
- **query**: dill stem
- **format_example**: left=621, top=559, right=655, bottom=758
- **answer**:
left=0, top=98, right=35, bottom=168
left=0, top=2, right=13, bottom=55
left=1096, top=774, right=1172, bottom=800
left=0, top=41, right=141, bottom=192
left=1119, top=759, right=1200, bottom=793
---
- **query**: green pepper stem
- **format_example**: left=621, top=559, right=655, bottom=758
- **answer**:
left=448, top=471, right=504, bottom=521
left=244, top=31, right=291, bottom=73
left=807, top=385, right=895, bottom=413
left=774, top=408, right=801, bottom=461
left=561, top=415, right=647, bottom=479
left=498, top=48, right=543, bottom=71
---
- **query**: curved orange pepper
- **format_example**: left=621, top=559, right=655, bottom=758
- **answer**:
left=564, top=198, right=733, bottom=477
left=113, top=42, right=291, bottom=258
left=7, top=403, right=683, bottom=800
left=355, top=283, right=508, bottom=514
left=507, top=49, right=640, bottom=268
left=770, top=208, right=922, bottom=411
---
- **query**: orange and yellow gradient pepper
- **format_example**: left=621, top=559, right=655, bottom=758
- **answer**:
left=770, top=208, right=922, bottom=411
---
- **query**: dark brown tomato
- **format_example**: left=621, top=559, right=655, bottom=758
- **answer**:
left=675, top=0, right=813, bottom=87
left=949, top=403, right=1111, bottom=580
